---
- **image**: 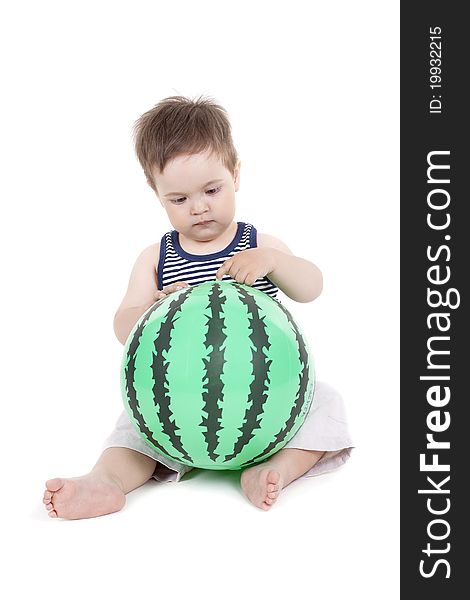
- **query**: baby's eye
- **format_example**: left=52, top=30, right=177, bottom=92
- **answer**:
left=170, top=197, right=186, bottom=204
left=206, top=186, right=221, bottom=195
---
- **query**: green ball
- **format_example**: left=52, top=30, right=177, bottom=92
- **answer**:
left=121, top=281, right=314, bottom=470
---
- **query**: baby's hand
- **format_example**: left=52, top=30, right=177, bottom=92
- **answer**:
left=153, top=281, right=190, bottom=302
left=215, top=248, right=277, bottom=286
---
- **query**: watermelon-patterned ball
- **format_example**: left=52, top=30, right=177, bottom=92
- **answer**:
left=121, top=281, right=314, bottom=470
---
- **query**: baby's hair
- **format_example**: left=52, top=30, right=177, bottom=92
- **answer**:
left=133, top=95, right=238, bottom=193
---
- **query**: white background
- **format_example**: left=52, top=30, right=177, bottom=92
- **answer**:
left=1, top=1, right=399, bottom=598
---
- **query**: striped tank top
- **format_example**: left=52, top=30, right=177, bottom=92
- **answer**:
left=157, top=222, right=279, bottom=299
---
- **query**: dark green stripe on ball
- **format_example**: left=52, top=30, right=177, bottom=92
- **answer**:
left=151, top=288, right=196, bottom=463
left=223, top=285, right=272, bottom=462
left=239, top=301, right=313, bottom=467
left=123, top=299, right=183, bottom=461
left=200, top=283, right=226, bottom=461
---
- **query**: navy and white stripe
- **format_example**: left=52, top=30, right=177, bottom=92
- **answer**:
left=157, top=222, right=279, bottom=299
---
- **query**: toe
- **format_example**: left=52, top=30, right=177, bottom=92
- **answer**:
left=43, top=491, right=52, bottom=502
left=46, top=478, right=64, bottom=493
left=267, top=491, right=277, bottom=499
left=267, top=470, right=280, bottom=485
left=48, top=509, right=58, bottom=518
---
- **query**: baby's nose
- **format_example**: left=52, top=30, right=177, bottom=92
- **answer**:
left=190, top=196, right=209, bottom=214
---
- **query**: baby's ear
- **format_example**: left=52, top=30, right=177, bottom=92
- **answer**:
left=234, top=160, right=241, bottom=190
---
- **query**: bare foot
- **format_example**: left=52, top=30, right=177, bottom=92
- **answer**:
left=43, top=474, right=126, bottom=520
left=240, top=464, right=284, bottom=511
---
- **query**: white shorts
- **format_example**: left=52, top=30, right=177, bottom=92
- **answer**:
left=102, top=381, right=353, bottom=482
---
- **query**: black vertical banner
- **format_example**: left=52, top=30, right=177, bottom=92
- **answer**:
left=401, top=2, right=468, bottom=596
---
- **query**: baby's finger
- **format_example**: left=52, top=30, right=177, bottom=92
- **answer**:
left=162, top=282, right=189, bottom=295
left=154, top=291, right=167, bottom=301
left=216, top=261, right=230, bottom=280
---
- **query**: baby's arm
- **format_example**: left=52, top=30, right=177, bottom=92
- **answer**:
left=216, top=233, right=322, bottom=303
left=113, top=243, right=190, bottom=345
left=113, top=243, right=161, bottom=345
left=257, top=233, right=323, bottom=303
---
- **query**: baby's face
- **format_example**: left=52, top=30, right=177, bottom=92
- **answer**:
left=151, top=150, right=240, bottom=243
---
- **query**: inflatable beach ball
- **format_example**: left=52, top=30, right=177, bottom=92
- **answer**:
left=121, top=281, right=314, bottom=470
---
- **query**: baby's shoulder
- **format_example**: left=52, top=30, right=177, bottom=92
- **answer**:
left=256, top=232, right=293, bottom=254
left=136, top=241, right=161, bottom=271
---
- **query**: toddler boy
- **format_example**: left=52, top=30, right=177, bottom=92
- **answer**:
left=43, top=96, right=352, bottom=519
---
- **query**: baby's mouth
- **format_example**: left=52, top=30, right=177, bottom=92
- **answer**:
left=194, top=220, right=214, bottom=226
